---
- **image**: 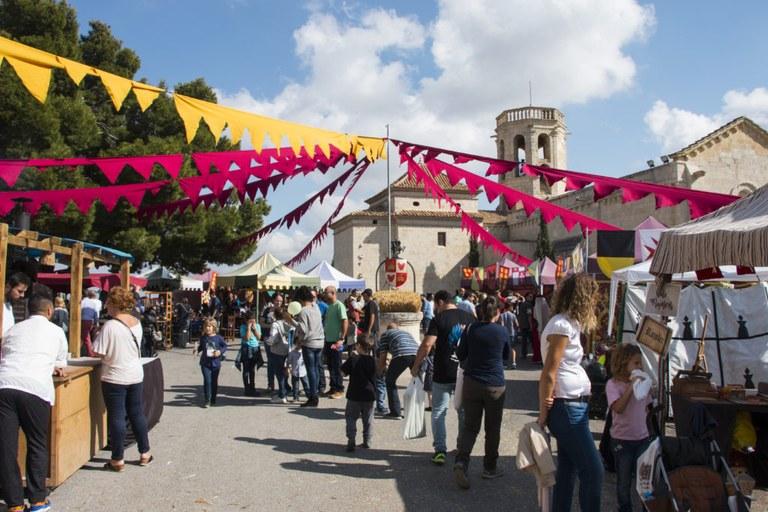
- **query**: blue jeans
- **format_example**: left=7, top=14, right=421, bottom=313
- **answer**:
left=101, top=381, right=150, bottom=461
left=292, top=375, right=309, bottom=401
left=201, top=366, right=221, bottom=404
left=431, top=381, right=465, bottom=454
left=269, top=352, right=288, bottom=398
left=612, top=437, right=649, bottom=512
left=324, top=342, right=344, bottom=392
left=302, top=347, right=323, bottom=399
left=547, top=400, right=603, bottom=512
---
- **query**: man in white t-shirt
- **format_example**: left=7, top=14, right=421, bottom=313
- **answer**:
left=2, top=272, right=31, bottom=337
left=0, top=292, right=68, bottom=512
left=80, top=289, right=102, bottom=356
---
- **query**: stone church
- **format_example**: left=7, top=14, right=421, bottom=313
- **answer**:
left=331, top=107, right=768, bottom=293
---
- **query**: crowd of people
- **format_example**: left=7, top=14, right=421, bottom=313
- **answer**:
left=2, top=271, right=648, bottom=512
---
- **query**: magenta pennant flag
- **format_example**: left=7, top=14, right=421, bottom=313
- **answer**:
left=484, top=183, right=501, bottom=203
left=157, top=155, right=184, bottom=179
left=564, top=176, right=590, bottom=191
left=622, top=187, right=650, bottom=202
left=593, top=182, right=619, bottom=200
left=98, top=189, right=123, bottom=211
left=179, top=176, right=207, bottom=200
left=0, top=161, right=28, bottom=187
left=126, top=157, right=157, bottom=180
left=453, top=154, right=472, bottom=164
left=541, top=172, right=564, bottom=187
left=96, top=159, right=127, bottom=183
left=192, top=154, right=215, bottom=175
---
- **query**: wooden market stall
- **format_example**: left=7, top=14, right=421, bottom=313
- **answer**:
left=0, top=222, right=164, bottom=487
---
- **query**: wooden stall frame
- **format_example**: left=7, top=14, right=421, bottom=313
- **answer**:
left=0, top=223, right=133, bottom=355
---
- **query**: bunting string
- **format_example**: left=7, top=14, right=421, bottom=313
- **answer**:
left=285, top=162, right=370, bottom=267
left=0, top=144, right=349, bottom=187
left=423, top=157, right=620, bottom=234
left=0, top=35, right=386, bottom=162
left=231, top=161, right=363, bottom=248
left=520, top=164, right=738, bottom=219
left=390, top=138, right=738, bottom=220
left=401, top=153, right=532, bottom=266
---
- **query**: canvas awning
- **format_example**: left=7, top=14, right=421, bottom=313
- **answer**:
left=608, top=258, right=768, bottom=335
left=260, top=264, right=320, bottom=289
left=140, top=267, right=203, bottom=291
left=305, top=260, right=365, bottom=291
left=651, top=184, right=768, bottom=275
left=217, top=253, right=283, bottom=289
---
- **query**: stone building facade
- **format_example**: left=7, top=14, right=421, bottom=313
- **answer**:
left=332, top=108, right=768, bottom=293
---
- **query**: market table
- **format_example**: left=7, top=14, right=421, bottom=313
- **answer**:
left=15, top=357, right=164, bottom=488
left=672, top=394, right=768, bottom=453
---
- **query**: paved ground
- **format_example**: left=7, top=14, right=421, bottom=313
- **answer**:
left=7, top=347, right=763, bottom=511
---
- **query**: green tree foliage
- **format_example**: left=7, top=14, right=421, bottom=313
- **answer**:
left=0, top=0, right=269, bottom=273
left=534, top=212, right=553, bottom=260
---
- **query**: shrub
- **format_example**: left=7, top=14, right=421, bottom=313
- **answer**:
left=374, top=290, right=421, bottom=313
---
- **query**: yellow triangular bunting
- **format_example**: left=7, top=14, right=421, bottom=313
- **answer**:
left=96, top=69, right=133, bottom=110
left=5, top=56, right=52, bottom=103
left=132, top=83, right=162, bottom=111
left=59, top=57, right=91, bottom=85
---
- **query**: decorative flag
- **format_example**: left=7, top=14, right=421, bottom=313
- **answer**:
left=597, top=230, right=635, bottom=278
left=571, top=243, right=584, bottom=273
left=695, top=267, right=724, bottom=280
left=484, top=264, right=497, bottom=290
left=209, top=271, right=218, bottom=291
left=736, top=266, right=755, bottom=275
left=384, top=258, right=408, bottom=289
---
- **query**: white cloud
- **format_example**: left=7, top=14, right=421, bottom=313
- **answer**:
left=645, top=87, right=768, bottom=152
left=214, top=0, right=654, bottom=267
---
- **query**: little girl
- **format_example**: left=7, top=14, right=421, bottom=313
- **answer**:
left=287, top=344, right=309, bottom=402
left=606, top=344, right=652, bottom=512
left=197, top=318, right=227, bottom=408
left=266, top=308, right=293, bottom=404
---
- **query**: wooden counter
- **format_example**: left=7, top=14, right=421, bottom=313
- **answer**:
left=18, top=362, right=107, bottom=487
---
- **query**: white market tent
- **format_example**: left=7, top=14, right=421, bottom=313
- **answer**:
left=305, top=260, right=365, bottom=291
left=608, top=259, right=768, bottom=335
left=217, top=252, right=320, bottom=289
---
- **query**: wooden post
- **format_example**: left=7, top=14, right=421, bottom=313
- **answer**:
left=68, top=243, right=84, bottom=357
left=0, top=223, right=8, bottom=343
left=119, top=260, right=130, bottom=289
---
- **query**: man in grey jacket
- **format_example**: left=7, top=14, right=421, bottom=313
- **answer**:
left=294, top=286, right=325, bottom=407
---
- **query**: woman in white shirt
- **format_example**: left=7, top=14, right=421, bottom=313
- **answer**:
left=537, top=273, right=602, bottom=512
left=93, top=287, right=152, bottom=472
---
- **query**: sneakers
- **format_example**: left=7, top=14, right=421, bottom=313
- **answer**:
left=328, top=391, right=344, bottom=399
left=358, top=442, right=371, bottom=449
left=29, top=501, right=52, bottom=512
left=270, top=396, right=287, bottom=404
left=375, top=408, right=390, bottom=416
left=453, top=463, right=470, bottom=489
left=346, top=441, right=355, bottom=453
left=8, top=506, right=25, bottom=512
left=509, top=363, right=517, bottom=370
left=481, top=467, right=505, bottom=480
left=431, top=451, right=446, bottom=465
left=384, top=412, right=403, bottom=420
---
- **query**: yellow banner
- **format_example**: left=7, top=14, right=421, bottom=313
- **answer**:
left=0, top=35, right=385, bottom=162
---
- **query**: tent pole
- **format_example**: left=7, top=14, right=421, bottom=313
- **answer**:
left=386, top=124, right=392, bottom=259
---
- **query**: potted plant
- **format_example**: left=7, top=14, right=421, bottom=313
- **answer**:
left=375, top=290, right=423, bottom=341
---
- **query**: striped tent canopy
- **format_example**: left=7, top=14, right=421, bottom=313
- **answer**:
left=651, top=183, right=768, bottom=275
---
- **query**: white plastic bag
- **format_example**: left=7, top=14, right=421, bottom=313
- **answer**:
left=636, top=437, right=660, bottom=502
left=453, top=366, right=464, bottom=411
left=402, top=376, right=426, bottom=440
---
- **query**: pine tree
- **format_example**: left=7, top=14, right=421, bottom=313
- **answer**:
left=0, top=1, right=270, bottom=272
left=534, top=212, right=553, bottom=260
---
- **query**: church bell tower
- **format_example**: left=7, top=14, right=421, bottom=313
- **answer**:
left=494, top=107, right=568, bottom=211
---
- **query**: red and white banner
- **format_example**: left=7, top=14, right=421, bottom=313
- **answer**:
left=384, top=258, right=408, bottom=289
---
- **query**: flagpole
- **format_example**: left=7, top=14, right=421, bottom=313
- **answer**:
left=585, top=228, right=590, bottom=274
left=386, top=124, right=392, bottom=258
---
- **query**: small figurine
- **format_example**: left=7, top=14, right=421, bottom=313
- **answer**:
left=744, top=368, right=755, bottom=390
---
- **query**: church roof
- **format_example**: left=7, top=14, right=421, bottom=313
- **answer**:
left=365, top=172, right=472, bottom=205
left=330, top=209, right=484, bottom=230
left=669, top=116, right=768, bottom=160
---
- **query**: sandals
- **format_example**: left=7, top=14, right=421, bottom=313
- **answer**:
left=139, top=454, right=154, bottom=466
left=103, top=461, right=125, bottom=472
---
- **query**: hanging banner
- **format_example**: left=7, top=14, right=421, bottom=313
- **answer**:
left=209, top=272, right=218, bottom=292
left=385, top=258, right=408, bottom=289
left=484, top=263, right=498, bottom=290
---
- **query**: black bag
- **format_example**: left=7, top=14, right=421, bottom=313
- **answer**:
left=255, top=346, right=265, bottom=370
left=599, top=411, right=616, bottom=473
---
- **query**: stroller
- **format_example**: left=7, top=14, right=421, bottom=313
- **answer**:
left=638, top=403, right=752, bottom=511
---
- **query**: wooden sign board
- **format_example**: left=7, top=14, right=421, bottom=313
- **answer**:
left=644, top=283, right=681, bottom=317
left=636, top=315, right=672, bottom=355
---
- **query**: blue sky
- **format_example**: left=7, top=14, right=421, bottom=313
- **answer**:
left=66, top=0, right=768, bottom=269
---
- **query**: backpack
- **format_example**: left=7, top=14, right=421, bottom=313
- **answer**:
left=267, top=321, right=291, bottom=355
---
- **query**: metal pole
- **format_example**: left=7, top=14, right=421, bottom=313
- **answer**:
left=386, top=124, right=392, bottom=258
left=585, top=228, right=589, bottom=273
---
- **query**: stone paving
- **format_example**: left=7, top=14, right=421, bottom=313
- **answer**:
left=24, top=348, right=765, bottom=511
